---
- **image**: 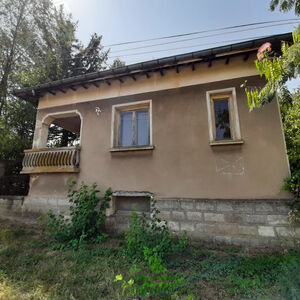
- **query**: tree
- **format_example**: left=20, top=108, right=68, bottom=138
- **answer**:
left=0, top=0, right=35, bottom=115
left=270, top=0, right=300, bottom=16
left=110, top=57, right=126, bottom=69
left=244, top=26, right=300, bottom=110
left=244, top=26, right=300, bottom=220
left=0, top=0, right=116, bottom=173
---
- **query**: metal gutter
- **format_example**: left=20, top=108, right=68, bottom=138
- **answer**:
left=12, top=32, right=292, bottom=102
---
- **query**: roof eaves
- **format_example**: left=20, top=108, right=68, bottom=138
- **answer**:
left=12, top=32, right=292, bottom=101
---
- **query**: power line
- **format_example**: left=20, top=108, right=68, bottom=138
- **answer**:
left=20, top=19, right=298, bottom=71
left=110, top=21, right=298, bottom=54
left=43, top=33, right=287, bottom=70
left=110, top=35, right=269, bottom=59
left=103, top=18, right=299, bottom=48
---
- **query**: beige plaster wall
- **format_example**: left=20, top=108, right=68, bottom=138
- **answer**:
left=30, top=74, right=290, bottom=200
left=38, top=54, right=259, bottom=110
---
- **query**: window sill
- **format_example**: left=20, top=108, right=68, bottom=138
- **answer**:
left=209, top=139, right=244, bottom=146
left=110, top=145, right=155, bottom=152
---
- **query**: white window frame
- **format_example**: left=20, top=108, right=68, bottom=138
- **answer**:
left=206, top=87, right=242, bottom=145
left=111, top=100, right=153, bottom=149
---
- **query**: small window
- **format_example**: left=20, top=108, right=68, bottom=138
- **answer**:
left=119, top=109, right=149, bottom=147
left=213, top=97, right=231, bottom=140
left=111, top=100, right=152, bottom=149
left=206, top=88, right=242, bottom=145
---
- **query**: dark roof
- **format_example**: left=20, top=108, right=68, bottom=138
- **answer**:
left=13, top=32, right=292, bottom=103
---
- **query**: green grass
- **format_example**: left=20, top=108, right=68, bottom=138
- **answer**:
left=0, top=225, right=299, bottom=299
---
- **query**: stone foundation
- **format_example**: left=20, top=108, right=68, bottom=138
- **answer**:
left=0, top=196, right=68, bottom=224
left=107, top=198, right=300, bottom=248
left=1, top=195, right=299, bottom=248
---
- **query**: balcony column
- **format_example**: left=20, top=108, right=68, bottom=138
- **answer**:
left=32, top=118, right=52, bottom=149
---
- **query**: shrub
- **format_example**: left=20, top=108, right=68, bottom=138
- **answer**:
left=125, top=198, right=187, bottom=261
left=40, top=180, right=112, bottom=249
left=281, top=94, right=300, bottom=224
left=284, top=169, right=300, bottom=224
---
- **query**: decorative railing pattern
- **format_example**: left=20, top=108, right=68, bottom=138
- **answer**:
left=21, top=147, right=80, bottom=174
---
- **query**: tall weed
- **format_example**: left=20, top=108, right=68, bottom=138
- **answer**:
left=125, top=198, right=187, bottom=261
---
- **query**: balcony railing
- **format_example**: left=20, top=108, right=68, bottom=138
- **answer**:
left=21, top=146, right=80, bottom=174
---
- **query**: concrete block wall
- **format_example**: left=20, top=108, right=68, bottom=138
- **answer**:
left=107, top=198, right=299, bottom=248
left=153, top=198, right=299, bottom=247
left=0, top=196, right=68, bottom=224
left=1, top=195, right=299, bottom=248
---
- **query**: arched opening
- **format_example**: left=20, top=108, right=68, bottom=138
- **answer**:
left=34, top=110, right=82, bottom=149
left=47, top=115, right=81, bottom=148
left=22, top=110, right=82, bottom=174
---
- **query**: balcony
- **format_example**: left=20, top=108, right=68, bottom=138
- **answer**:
left=21, top=146, right=80, bottom=174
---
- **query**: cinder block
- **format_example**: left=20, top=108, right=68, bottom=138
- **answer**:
left=172, top=211, right=185, bottom=220
left=224, top=214, right=243, bottom=224
left=195, top=201, right=215, bottom=211
left=156, top=200, right=180, bottom=210
left=245, top=214, right=267, bottom=224
left=180, top=201, right=194, bottom=211
left=267, top=215, right=288, bottom=225
left=275, top=226, right=293, bottom=237
left=186, top=211, right=202, bottom=221
left=158, top=211, right=171, bottom=220
left=247, top=237, right=266, bottom=247
left=216, top=202, right=233, bottom=212
left=180, top=222, right=195, bottom=232
left=28, top=197, right=47, bottom=206
left=258, top=226, right=275, bottom=237
left=269, top=238, right=283, bottom=248
left=237, top=225, right=258, bottom=236
left=168, top=221, right=180, bottom=231
left=215, top=235, right=232, bottom=244
left=233, top=202, right=254, bottom=213
left=231, top=236, right=250, bottom=246
left=204, top=213, right=225, bottom=223
left=190, top=232, right=214, bottom=243
left=255, top=202, right=274, bottom=213
left=276, top=204, right=291, bottom=214
left=47, top=198, right=58, bottom=207
left=195, top=223, right=216, bottom=233
left=217, top=224, right=239, bottom=235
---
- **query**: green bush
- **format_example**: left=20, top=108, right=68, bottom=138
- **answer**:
left=279, top=258, right=300, bottom=300
left=281, top=93, right=300, bottom=223
left=125, top=198, right=187, bottom=261
left=40, top=180, right=112, bottom=249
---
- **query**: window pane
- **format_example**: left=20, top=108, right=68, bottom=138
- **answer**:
left=120, top=111, right=133, bottom=146
left=214, top=99, right=231, bottom=140
left=136, top=110, right=149, bottom=146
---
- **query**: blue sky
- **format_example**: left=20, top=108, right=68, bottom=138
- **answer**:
left=55, top=0, right=299, bottom=71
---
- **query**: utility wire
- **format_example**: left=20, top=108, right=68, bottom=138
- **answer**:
left=23, top=20, right=298, bottom=68
left=110, top=35, right=269, bottom=60
left=111, top=21, right=298, bottom=54
left=109, top=22, right=297, bottom=59
left=103, top=18, right=299, bottom=48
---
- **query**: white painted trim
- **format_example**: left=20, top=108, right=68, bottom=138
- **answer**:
left=232, top=87, right=241, bottom=140
left=205, top=91, right=214, bottom=142
left=111, top=100, right=153, bottom=148
left=41, top=109, right=83, bottom=146
left=206, top=87, right=241, bottom=143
